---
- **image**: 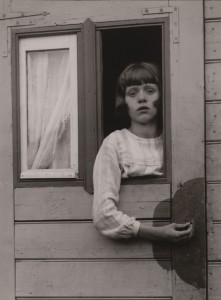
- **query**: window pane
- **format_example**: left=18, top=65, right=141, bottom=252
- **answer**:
left=27, top=49, right=71, bottom=170
left=19, top=34, right=78, bottom=179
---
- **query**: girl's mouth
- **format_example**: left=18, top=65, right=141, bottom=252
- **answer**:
left=137, top=106, right=149, bottom=111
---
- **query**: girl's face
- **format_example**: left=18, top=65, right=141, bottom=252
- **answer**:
left=125, top=83, right=160, bottom=125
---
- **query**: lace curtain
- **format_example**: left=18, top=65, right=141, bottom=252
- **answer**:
left=27, top=49, right=71, bottom=170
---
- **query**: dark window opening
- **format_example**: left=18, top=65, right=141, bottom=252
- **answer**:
left=102, top=25, right=162, bottom=137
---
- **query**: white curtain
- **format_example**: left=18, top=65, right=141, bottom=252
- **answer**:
left=27, top=50, right=71, bottom=170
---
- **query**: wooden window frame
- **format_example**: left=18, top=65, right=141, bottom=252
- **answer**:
left=93, top=17, right=172, bottom=188
left=19, top=34, right=78, bottom=180
left=11, top=17, right=171, bottom=192
left=12, top=25, right=85, bottom=188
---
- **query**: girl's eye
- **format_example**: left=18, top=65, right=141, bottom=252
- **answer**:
left=127, top=90, right=137, bottom=96
left=146, top=88, right=155, bottom=94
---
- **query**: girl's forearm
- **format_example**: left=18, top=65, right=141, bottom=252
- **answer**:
left=137, top=223, right=162, bottom=241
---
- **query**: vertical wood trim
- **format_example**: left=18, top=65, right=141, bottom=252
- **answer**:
left=12, top=30, right=21, bottom=186
left=163, top=17, right=172, bottom=182
left=77, top=30, right=85, bottom=179
left=0, top=24, right=16, bottom=300
left=169, top=0, right=206, bottom=299
left=83, top=18, right=98, bottom=194
left=96, top=30, right=104, bottom=147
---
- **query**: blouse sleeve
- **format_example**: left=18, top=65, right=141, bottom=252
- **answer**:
left=92, top=136, right=140, bottom=239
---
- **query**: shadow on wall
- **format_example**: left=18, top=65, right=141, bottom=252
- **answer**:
left=153, top=178, right=206, bottom=289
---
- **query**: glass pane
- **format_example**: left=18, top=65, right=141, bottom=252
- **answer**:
left=26, top=49, right=71, bottom=170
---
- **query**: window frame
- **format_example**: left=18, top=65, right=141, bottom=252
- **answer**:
left=12, top=25, right=85, bottom=188
left=19, top=34, right=78, bottom=180
left=94, top=17, right=171, bottom=186
left=11, top=17, right=171, bottom=191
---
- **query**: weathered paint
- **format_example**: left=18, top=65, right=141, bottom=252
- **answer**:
left=0, top=0, right=215, bottom=299
left=205, top=1, right=221, bottom=300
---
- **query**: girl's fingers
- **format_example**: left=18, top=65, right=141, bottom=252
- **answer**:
left=179, top=224, right=193, bottom=237
left=175, top=222, right=191, bottom=231
left=176, top=225, right=194, bottom=241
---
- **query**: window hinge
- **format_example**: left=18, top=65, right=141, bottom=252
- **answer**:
left=142, top=6, right=179, bottom=44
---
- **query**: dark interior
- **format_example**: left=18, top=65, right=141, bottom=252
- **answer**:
left=102, top=25, right=162, bottom=137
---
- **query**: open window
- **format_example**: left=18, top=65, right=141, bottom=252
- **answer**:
left=102, top=25, right=162, bottom=136
left=94, top=18, right=171, bottom=188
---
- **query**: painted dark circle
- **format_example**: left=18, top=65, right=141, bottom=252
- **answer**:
left=152, top=178, right=206, bottom=289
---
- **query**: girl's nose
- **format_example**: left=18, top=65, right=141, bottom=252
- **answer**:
left=138, top=90, right=147, bottom=103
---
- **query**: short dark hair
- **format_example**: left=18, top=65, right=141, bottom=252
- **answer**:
left=115, top=62, right=162, bottom=128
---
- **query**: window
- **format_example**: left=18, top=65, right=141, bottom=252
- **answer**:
left=12, top=18, right=170, bottom=190
left=101, top=25, right=162, bottom=137
left=95, top=18, right=171, bottom=184
left=18, top=34, right=78, bottom=179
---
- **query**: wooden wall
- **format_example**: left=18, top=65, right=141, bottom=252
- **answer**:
left=205, top=1, right=221, bottom=299
left=7, top=1, right=173, bottom=299
left=0, top=0, right=219, bottom=299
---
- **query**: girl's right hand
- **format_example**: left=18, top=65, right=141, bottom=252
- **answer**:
left=138, top=222, right=194, bottom=243
left=154, top=222, right=194, bottom=243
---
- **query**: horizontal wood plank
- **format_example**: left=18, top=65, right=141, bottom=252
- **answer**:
left=206, top=144, right=221, bottom=181
left=208, top=263, right=221, bottom=300
left=10, top=0, right=168, bottom=15
left=206, top=103, right=221, bottom=140
left=15, top=221, right=170, bottom=259
left=207, top=184, right=221, bottom=221
left=205, top=1, right=221, bottom=20
left=16, top=260, right=172, bottom=297
left=206, top=62, right=221, bottom=100
left=205, top=22, right=221, bottom=60
left=17, top=298, right=171, bottom=300
left=15, top=184, right=170, bottom=221
left=208, top=223, right=221, bottom=260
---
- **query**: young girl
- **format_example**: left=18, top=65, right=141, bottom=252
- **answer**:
left=93, top=62, right=193, bottom=242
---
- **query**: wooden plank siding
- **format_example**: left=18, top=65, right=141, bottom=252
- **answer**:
left=208, top=263, right=221, bottom=300
left=17, top=298, right=172, bottom=300
left=9, top=2, right=173, bottom=299
left=206, top=63, right=221, bottom=101
left=15, top=221, right=170, bottom=259
left=16, top=260, right=172, bottom=297
left=14, top=184, right=171, bottom=221
left=206, top=103, right=221, bottom=140
left=0, top=0, right=213, bottom=299
left=205, top=1, right=221, bottom=300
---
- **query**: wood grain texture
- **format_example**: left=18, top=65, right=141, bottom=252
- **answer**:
left=208, top=263, right=221, bottom=300
left=206, top=63, right=221, bottom=101
left=16, top=260, right=172, bottom=297
left=83, top=18, right=97, bottom=194
left=15, top=221, right=170, bottom=259
left=207, top=184, right=221, bottom=221
left=205, top=0, right=221, bottom=20
left=206, top=144, right=221, bottom=181
left=169, top=0, right=206, bottom=299
left=172, top=178, right=206, bottom=288
left=205, top=22, right=221, bottom=60
left=0, top=26, right=15, bottom=300
left=206, top=103, right=221, bottom=140
left=10, top=0, right=169, bottom=16
left=17, top=298, right=172, bottom=300
left=14, top=184, right=171, bottom=221
left=208, top=223, right=221, bottom=261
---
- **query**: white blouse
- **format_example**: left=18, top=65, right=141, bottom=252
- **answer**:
left=93, top=128, right=163, bottom=239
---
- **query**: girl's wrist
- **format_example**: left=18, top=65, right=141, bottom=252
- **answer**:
left=138, top=223, right=161, bottom=241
